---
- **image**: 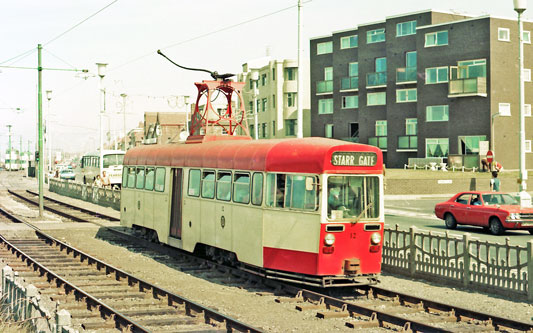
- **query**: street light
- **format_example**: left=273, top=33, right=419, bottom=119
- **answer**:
left=120, top=93, right=127, bottom=150
left=96, top=63, right=107, bottom=172
left=45, top=90, right=52, bottom=172
left=514, top=0, right=531, bottom=206
left=251, top=71, right=259, bottom=140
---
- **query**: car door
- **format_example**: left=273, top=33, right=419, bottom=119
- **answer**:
left=466, top=194, right=484, bottom=226
left=452, top=193, right=471, bottom=223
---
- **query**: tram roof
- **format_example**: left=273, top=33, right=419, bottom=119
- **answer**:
left=124, top=137, right=383, bottom=174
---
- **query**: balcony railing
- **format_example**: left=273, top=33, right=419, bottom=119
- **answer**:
left=396, top=67, right=417, bottom=83
left=368, top=136, right=387, bottom=149
left=397, top=135, right=417, bottom=150
left=366, top=72, right=387, bottom=87
left=316, top=80, right=333, bottom=94
left=448, top=77, right=487, bottom=97
left=341, top=76, right=359, bottom=90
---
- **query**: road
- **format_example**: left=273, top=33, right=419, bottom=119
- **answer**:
left=385, top=195, right=533, bottom=247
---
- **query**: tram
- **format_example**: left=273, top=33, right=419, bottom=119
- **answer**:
left=4, top=149, right=20, bottom=171
left=120, top=59, right=385, bottom=287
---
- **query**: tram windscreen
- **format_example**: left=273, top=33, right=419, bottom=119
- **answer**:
left=327, top=176, right=379, bottom=220
left=103, top=154, right=124, bottom=168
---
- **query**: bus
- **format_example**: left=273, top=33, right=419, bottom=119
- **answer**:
left=75, top=150, right=125, bottom=187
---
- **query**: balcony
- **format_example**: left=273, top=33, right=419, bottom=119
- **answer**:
left=340, top=76, right=359, bottom=91
left=368, top=136, right=387, bottom=150
left=316, top=80, right=333, bottom=94
left=396, top=67, right=417, bottom=84
left=366, top=72, right=387, bottom=88
left=397, top=135, right=417, bottom=151
left=448, top=77, right=487, bottom=97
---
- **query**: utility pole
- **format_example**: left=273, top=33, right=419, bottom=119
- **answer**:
left=120, top=93, right=127, bottom=150
left=296, top=0, right=304, bottom=138
left=7, top=125, right=12, bottom=171
left=38, top=44, right=44, bottom=218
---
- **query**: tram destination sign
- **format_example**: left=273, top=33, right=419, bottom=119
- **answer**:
left=331, top=151, right=377, bottom=167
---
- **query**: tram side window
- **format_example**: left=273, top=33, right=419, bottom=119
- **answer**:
left=127, top=167, right=136, bottom=188
left=287, top=175, right=318, bottom=211
left=201, top=171, right=215, bottom=199
left=122, top=167, right=128, bottom=187
left=188, top=169, right=201, bottom=197
left=144, top=167, right=155, bottom=191
left=216, top=171, right=232, bottom=201
left=136, top=167, right=145, bottom=189
left=233, top=173, right=250, bottom=204
left=265, top=173, right=285, bottom=208
left=251, top=173, right=263, bottom=206
left=155, top=167, right=166, bottom=192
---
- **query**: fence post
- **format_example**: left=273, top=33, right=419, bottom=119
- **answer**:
left=56, top=309, right=71, bottom=333
left=527, top=240, right=533, bottom=301
left=463, top=233, right=471, bottom=287
left=26, top=284, right=38, bottom=324
left=409, top=226, right=416, bottom=276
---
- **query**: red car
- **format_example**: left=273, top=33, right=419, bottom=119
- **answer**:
left=434, top=191, right=533, bottom=235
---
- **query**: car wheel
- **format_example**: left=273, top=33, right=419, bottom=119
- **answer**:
left=444, top=213, right=457, bottom=229
left=489, top=218, right=505, bottom=235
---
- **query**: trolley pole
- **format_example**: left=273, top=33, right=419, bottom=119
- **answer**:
left=37, top=44, right=44, bottom=217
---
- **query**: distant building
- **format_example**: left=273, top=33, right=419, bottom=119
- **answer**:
left=237, top=57, right=311, bottom=139
left=310, top=10, right=533, bottom=169
left=143, top=112, right=187, bottom=145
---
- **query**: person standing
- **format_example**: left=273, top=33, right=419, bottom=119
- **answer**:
left=490, top=171, right=500, bottom=192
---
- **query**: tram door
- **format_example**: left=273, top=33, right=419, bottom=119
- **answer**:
left=169, top=168, right=183, bottom=239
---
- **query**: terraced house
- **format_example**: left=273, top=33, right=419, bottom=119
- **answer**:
left=310, top=10, right=533, bottom=169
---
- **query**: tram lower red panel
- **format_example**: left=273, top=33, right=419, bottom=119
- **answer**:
left=263, top=247, right=318, bottom=275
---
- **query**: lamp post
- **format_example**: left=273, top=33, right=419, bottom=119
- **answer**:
left=120, top=93, right=127, bottom=150
left=96, top=63, right=107, bottom=172
left=46, top=90, right=52, bottom=172
left=296, top=0, right=304, bottom=138
left=251, top=71, right=259, bottom=140
left=514, top=0, right=531, bottom=206
left=183, top=95, right=190, bottom=135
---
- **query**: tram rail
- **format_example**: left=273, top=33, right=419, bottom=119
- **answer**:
left=6, top=189, right=533, bottom=332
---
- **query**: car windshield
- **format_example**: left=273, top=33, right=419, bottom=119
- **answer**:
left=482, top=194, right=519, bottom=205
left=327, top=175, right=379, bottom=220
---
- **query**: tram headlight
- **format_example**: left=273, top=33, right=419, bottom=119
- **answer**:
left=324, top=233, right=335, bottom=246
left=370, top=232, right=381, bottom=245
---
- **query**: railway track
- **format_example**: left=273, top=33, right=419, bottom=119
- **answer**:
left=0, top=205, right=263, bottom=332
left=6, top=189, right=533, bottom=332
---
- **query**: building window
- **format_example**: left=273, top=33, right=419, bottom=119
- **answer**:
left=262, top=98, right=268, bottom=112
left=426, top=138, right=449, bottom=158
left=317, top=41, right=333, bottom=54
left=458, top=136, right=487, bottom=154
left=324, top=67, right=333, bottom=80
left=396, top=20, right=417, bottom=37
left=406, top=51, right=416, bottom=67
left=262, top=123, right=268, bottom=138
left=367, top=92, right=386, bottom=106
left=285, top=119, right=297, bottom=136
left=248, top=101, right=253, bottom=114
left=426, top=105, right=449, bottom=122
left=349, top=62, right=358, bottom=77
left=376, top=120, right=387, bottom=136
left=340, top=35, right=358, bottom=49
left=396, top=88, right=417, bottom=103
left=425, top=67, right=449, bottom=84
left=367, top=28, right=385, bottom=44
left=272, top=68, right=276, bottom=81
left=272, top=94, right=276, bottom=108
left=499, top=103, right=511, bottom=116
left=256, top=99, right=260, bottom=112
left=455, top=59, right=486, bottom=78
left=272, top=120, right=276, bottom=136
left=525, top=104, right=531, bottom=117
left=406, top=118, right=417, bottom=135
left=524, top=31, right=531, bottom=44
left=325, top=124, right=334, bottom=138
left=318, top=98, right=334, bottom=114
left=287, top=93, right=296, bottom=107
left=261, top=73, right=267, bottom=86
left=526, top=140, right=532, bottom=153
left=375, top=57, right=387, bottom=72
left=524, top=69, right=531, bottom=82
left=285, top=68, right=296, bottom=80
left=342, top=95, right=358, bottom=109
left=498, top=28, right=510, bottom=41
left=425, top=31, right=448, bottom=47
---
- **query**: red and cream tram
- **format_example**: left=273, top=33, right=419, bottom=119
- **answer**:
left=121, top=136, right=384, bottom=287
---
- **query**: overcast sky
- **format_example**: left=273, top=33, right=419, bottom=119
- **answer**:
left=0, top=0, right=529, bottom=155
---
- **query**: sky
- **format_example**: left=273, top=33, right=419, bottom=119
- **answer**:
left=0, top=0, right=530, bottom=156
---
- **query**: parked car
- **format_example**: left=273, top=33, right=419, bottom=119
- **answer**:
left=434, top=191, right=533, bottom=235
left=59, top=169, right=76, bottom=180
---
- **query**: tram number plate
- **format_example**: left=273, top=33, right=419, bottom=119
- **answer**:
left=331, top=152, right=377, bottom=167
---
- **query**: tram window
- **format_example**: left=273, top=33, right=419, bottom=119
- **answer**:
left=251, top=173, right=263, bottom=206
left=201, top=171, right=215, bottom=199
left=286, top=175, right=318, bottom=210
left=155, top=167, right=166, bottom=192
left=188, top=169, right=201, bottom=197
left=144, top=167, right=155, bottom=191
left=216, top=171, right=232, bottom=201
left=327, top=176, right=379, bottom=219
left=265, top=174, right=275, bottom=207
left=136, top=167, right=145, bottom=189
left=275, top=174, right=286, bottom=208
left=127, top=167, right=136, bottom=188
left=122, top=167, right=128, bottom=187
left=233, top=173, right=250, bottom=204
